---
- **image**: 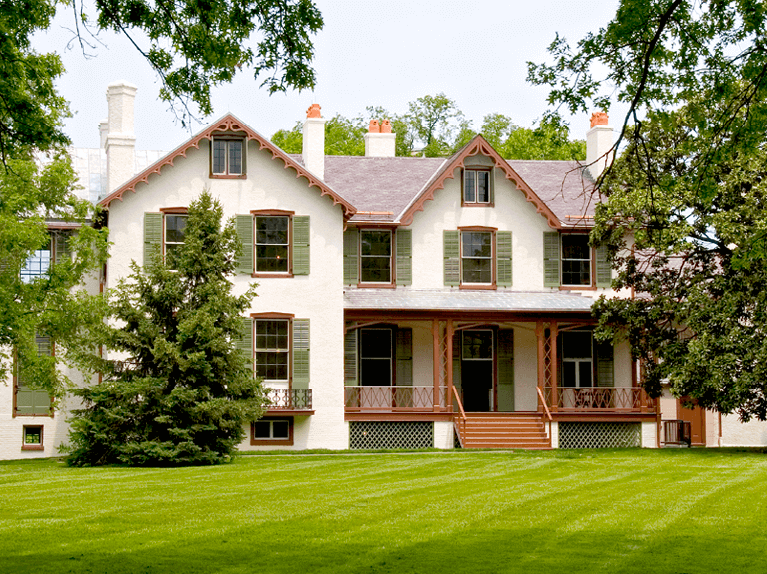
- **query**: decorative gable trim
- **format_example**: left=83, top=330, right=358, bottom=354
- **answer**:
left=398, top=135, right=561, bottom=229
left=98, top=114, right=357, bottom=217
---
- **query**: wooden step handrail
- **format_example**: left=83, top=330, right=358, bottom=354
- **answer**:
left=536, top=387, right=553, bottom=422
left=452, top=386, right=467, bottom=448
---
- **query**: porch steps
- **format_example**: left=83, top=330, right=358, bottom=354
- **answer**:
left=457, top=413, right=551, bottom=449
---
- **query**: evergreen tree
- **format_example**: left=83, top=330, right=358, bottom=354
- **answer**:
left=67, top=191, right=264, bottom=466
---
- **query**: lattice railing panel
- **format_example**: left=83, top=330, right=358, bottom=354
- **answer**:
left=559, top=422, right=641, bottom=448
left=543, top=326, right=553, bottom=389
left=266, top=388, right=312, bottom=410
left=440, top=323, right=448, bottom=388
left=344, top=386, right=446, bottom=410
left=541, top=387, right=655, bottom=412
left=349, top=421, right=434, bottom=449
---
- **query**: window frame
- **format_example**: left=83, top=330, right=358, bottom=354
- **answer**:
left=560, top=233, right=595, bottom=289
left=358, top=229, right=394, bottom=286
left=459, top=227, right=497, bottom=290
left=559, top=330, right=594, bottom=389
left=250, top=210, right=296, bottom=278
left=162, top=210, right=188, bottom=270
left=462, top=167, right=493, bottom=207
left=22, top=425, right=44, bottom=451
left=250, top=416, right=294, bottom=445
left=358, top=327, right=395, bottom=387
left=210, top=136, right=247, bottom=179
left=20, top=236, right=53, bottom=284
left=252, top=315, right=293, bottom=385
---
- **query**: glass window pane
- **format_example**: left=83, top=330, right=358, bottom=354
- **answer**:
left=228, top=140, right=243, bottom=175
left=272, top=420, right=290, bottom=439
left=562, top=362, right=576, bottom=387
left=562, top=235, right=590, bottom=259
left=165, top=215, right=187, bottom=243
left=360, top=231, right=391, bottom=282
left=462, top=331, right=493, bottom=359
left=21, top=246, right=52, bottom=284
left=464, top=170, right=476, bottom=202
left=477, top=171, right=489, bottom=202
left=579, top=362, right=593, bottom=388
left=462, top=232, right=491, bottom=257
left=254, top=421, right=271, bottom=438
left=562, top=332, right=592, bottom=359
left=361, top=257, right=391, bottom=283
left=212, top=140, right=227, bottom=174
left=360, top=359, right=392, bottom=386
left=359, top=329, right=392, bottom=359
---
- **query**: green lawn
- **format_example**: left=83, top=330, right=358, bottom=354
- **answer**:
left=2, top=449, right=766, bottom=573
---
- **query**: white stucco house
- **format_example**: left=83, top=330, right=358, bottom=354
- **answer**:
left=3, top=81, right=764, bottom=459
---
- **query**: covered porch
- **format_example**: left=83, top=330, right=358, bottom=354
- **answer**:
left=344, top=289, right=657, bottom=421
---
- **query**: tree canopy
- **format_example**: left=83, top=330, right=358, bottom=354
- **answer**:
left=67, top=191, right=264, bottom=466
left=529, top=0, right=767, bottom=419
left=271, top=95, right=586, bottom=159
left=3, top=0, right=323, bottom=397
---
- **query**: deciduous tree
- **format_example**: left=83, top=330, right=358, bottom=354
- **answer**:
left=529, top=0, right=767, bottom=419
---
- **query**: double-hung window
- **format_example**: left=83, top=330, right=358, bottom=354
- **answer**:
left=255, top=216, right=289, bottom=273
left=463, top=168, right=491, bottom=205
left=461, top=231, right=493, bottom=285
left=561, top=234, right=591, bottom=286
left=164, top=214, right=187, bottom=270
left=14, top=335, right=53, bottom=417
left=21, top=238, right=52, bottom=284
left=360, top=230, right=392, bottom=284
left=560, top=331, right=593, bottom=388
left=211, top=138, right=245, bottom=177
left=358, top=328, right=393, bottom=387
left=254, top=319, right=290, bottom=382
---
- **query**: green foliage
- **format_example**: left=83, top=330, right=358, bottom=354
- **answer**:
left=271, top=97, right=585, bottom=159
left=530, top=0, right=767, bottom=419
left=66, top=191, right=264, bottom=466
left=0, top=152, right=108, bottom=397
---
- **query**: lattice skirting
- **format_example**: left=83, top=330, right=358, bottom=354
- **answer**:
left=349, top=421, right=434, bottom=450
left=559, top=422, right=641, bottom=449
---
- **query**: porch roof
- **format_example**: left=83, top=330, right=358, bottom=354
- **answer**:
left=343, top=289, right=595, bottom=313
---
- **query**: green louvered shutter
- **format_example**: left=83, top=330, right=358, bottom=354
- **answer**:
left=237, top=317, right=253, bottom=374
left=543, top=232, right=560, bottom=288
left=396, top=328, right=413, bottom=386
left=396, top=229, right=412, bottom=286
left=143, top=213, right=162, bottom=266
left=444, top=230, right=460, bottom=286
left=235, top=215, right=253, bottom=274
left=596, top=342, right=615, bottom=388
left=293, top=216, right=310, bottom=275
left=55, top=232, right=71, bottom=263
left=343, top=228, right=359, bottom=285
left=595, top=244, right=611, bottom=288
left=16, top=335, right=52, bottom=416
left=344, top=328, right=358, bottom=386
left=497, top=329, right=515, bottom=412
left=496, top=231, right=513, bottom=287
left=292, top=319, right=310, bottom=389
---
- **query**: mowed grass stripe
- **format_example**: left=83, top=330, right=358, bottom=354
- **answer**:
left=1, top=450, right=767, bottom=573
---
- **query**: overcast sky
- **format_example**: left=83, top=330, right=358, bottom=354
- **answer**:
left=35, top=0, right=622, bottom=151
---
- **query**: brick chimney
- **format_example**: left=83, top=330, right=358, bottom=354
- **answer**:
left=302, top=103, right=326, bottom=179
left=105, top=81, right=137, bottom=193
left=586, top=112, right=613, bottom=179
left=364, top=119, right=396, bottom=157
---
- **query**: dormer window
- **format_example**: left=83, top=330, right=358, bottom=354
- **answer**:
left=211, top=138, right=245, bottom=177
left=463, top=168, right=491, bottom=205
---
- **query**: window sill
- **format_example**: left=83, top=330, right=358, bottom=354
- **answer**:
left=21, top=444, right=44, bottom=451
left=13, top=412, right=53, bottom=418
left=461, top=202, right=495, bottom=208
left=252, top=273, right=294, bottom=279
left=357, top=283, right=397, bottom=289
left=559, top=285, right=598, bottom=291
left=249, top=438, right=294, bottom=446
left=209, top=173, right=247, bottom=180
left=459, top=284, right=497, bottom=290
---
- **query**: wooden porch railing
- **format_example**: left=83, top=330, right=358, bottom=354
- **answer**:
left=536, top=386, right=553, bottom=442
left=344, top=386, right=447, bottom=410
left=452, top=386, right=467, bottom=448
left=542, top=387, right=655, bottom=411
left=266, top=388, right=312, bottom=410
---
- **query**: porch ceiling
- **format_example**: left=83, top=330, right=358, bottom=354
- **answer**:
left=344, top=288, right=595, bottom=313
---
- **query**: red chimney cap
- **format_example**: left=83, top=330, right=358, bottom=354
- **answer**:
left=306, top=104, right=322, bottom=119
left=380, top=119, right=392, bottom=133
left=590, top=112, right=609, bottom=128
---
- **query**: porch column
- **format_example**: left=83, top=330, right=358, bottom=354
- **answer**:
left=550, top=321, right=558, bottom=412
left=432, top=319, right=441, bottom=412
left=638, top=359, right=649, bottom=413
left=536, top=321, right=545, bottom=413
left=446, top=319, right=454, bottom=410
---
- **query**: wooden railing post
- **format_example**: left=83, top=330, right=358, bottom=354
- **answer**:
left=536, top=321, right=544, bottom=413
left=550, top=321, right=558, bottom=412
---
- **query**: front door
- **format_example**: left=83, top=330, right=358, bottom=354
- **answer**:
left=678, top=399, right=706, bottom=446
left=461, top=330, right=494, bottom=412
